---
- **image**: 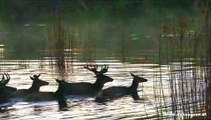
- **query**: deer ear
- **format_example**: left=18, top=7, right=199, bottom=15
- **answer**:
left=130, top=72, right=135, bottom=77
left=37, top=74, right=41, bottom=78
left=30, top=76, right=35, bottom=81
left=55, top=79, right=60, bottom=83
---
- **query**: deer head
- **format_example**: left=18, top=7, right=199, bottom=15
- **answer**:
left=84, top=65, right=113, bottom=87
left=29, top=74, right=49, bottom=92
left=130, top=73, right=148, bottom=83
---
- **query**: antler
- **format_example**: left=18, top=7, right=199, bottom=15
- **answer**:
left=0, top=73, right=10, bottom=85
left=4, top=73, right=10, bottom=85
left=84, top=65, right=109, bottom=75
left=98, top=65, right=109, bottom=75
left=130, top=72, right=135, bottom=77
left=84, top=65, right=99, bottom=75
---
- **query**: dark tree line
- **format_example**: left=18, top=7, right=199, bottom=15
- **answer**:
left=0, top=0, right=207, bottom=24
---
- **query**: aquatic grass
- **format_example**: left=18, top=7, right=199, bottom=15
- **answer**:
left=46, top=14, right=76, bottom=74
left=202, top=1, right=211, bottom=119
left=81, top=29, right=96, bottom=65
left=153, top=3, right=211, bottom=117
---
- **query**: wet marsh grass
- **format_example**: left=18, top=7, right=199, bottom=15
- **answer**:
left=45, top=14, right=79, bottom=76
left=156, top=31, right=207, bottom=119
left=44, top=13, right=98, bottom=75
left=81, top=30, right=96, bottom=65
left=153, top=2, right=210, bottom=119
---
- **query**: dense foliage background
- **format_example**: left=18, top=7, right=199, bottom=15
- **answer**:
left=0, top=0, right=209, bottom=59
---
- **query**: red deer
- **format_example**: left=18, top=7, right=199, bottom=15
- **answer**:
left=24, top=79, right=68, bottom=110
left=24, top=79, right=67, bottom=102
left=95, top=73, right=147, bottom=102
left=0, top=73, right=17, bottom=103
left=15, top=74, right=49, bottom=97
left=62, top=65, right=113, bottom=97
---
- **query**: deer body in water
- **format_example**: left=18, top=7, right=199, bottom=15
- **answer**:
left=14, top=74, right=49, bottom=97
left=95, top=73, right=148, bottom=102
left=25, top=79, right=66, bottom=102
left=0, top=73, right=17, bottom=103
left=24, top=79, right=68, bottom=110
left=62, top=65, right=113, bottom=97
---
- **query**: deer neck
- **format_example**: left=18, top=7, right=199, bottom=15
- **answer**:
left=129, top=80, right=139, bottom=92
left=54, top=84, right=66, bottom=100
left=92, top=78, right=104, bottom=91
left=28, top=83, right=40, bottom=93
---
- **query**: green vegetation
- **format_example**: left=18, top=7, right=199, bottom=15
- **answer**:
left=0, top=0, right=209, bottom=62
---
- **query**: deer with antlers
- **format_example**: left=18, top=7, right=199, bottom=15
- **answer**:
left=0, top=73, right=17, bottom=103
left=62, top=65, right=113, bottom=97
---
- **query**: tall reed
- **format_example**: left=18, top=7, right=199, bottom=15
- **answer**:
left=46, top=14, right=74, bottom=75
left=155, top=9, right=209, bottom=118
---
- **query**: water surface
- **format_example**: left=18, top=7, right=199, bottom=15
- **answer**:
left=0, top=59, right=206, bottom=119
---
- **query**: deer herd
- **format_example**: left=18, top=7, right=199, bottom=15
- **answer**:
left=0, top=65, right=148, bottom=107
